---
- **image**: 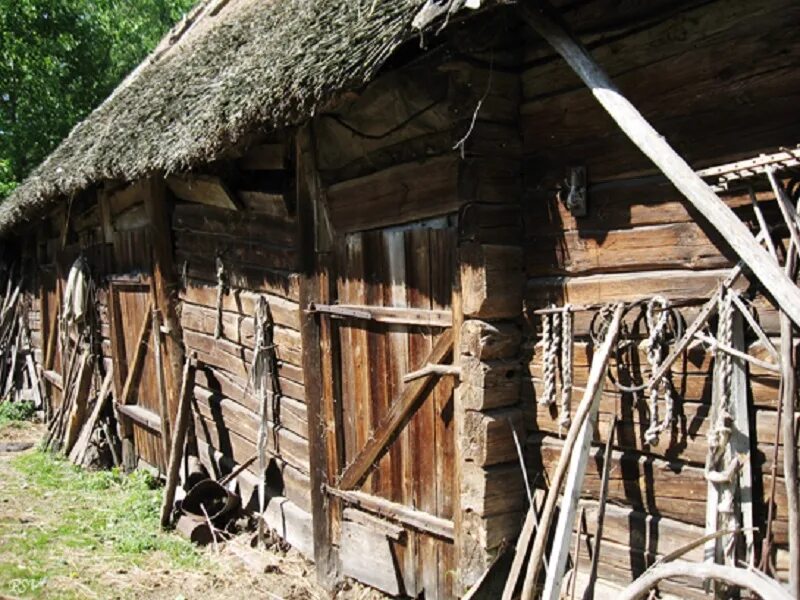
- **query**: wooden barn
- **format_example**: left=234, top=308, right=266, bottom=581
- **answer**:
left=0, top=0, right=799, bottom=597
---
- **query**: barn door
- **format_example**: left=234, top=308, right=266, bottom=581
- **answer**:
left=333, top=219, right=457, bottom=599
left=108, top=277, right=169, bottom=472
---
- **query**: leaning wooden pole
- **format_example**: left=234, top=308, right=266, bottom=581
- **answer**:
left=519, top=304, right=624, bottom=600
left=517, top=0, right=800, bottom=328
left=159, top=352, right=196, bottom=529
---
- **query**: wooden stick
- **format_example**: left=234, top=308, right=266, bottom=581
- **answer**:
left=502, top=496, right=544, bottom=600
left=68, top=367, right=114, bottom=465
left=692, top=332, right=780, bottom=373
left=326, top=486, right=454, bottom=540
left=518, top=0, right=800, bottom=328
left=729, top=292, right=779, bottom=362
left=518, top=304, right=624, bottom=600
left=218, top=454, right=257, bottom=487
left=337, top=329, right=453, bottom=490
left=159, top=353, right=196, bottom=529
left=569, top=507, right=585, bottom=600
left=748, top=187, right=778, bottom=260
left=402, top=363, right=461, bottom=383
left=618, top=561, right=792, bottom=600
left=63, top=352, right=95, bottom=454
left=119, top=305, right=153, bottom=406
left=780, top=307, right=799, bottom=596
left=582, top=417, right=616, bottom=600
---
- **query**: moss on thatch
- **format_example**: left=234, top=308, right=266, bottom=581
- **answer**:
left=0, top=0, right=428, bottom=234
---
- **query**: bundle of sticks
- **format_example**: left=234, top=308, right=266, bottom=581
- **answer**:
left=0, top=266, right=43, bottom=413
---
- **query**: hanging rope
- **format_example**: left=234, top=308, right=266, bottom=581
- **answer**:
left=559, top=305, right=573, bottom=433
left=643, top=296, right=674, bottom=446
left=705, top=288, right=741, bottom=562
left=539, top=305, right=560, bottom=406
left=251, top=296, right=280, bottom=547
left=214, top=256, right=227, bottom=340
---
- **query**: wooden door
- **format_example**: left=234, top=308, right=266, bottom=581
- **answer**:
left=335, top=219, right=457, bottom=598
left=108, top=277, right=166, bottom=471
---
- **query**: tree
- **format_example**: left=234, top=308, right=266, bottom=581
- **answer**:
left=0, top=0, right=195, bottom=198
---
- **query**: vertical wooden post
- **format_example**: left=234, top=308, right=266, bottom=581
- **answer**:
left=143, top=177, right=185, bottom=427
left=297, top=125, right=338, bottom=588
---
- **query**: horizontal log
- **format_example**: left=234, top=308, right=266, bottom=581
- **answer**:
left=461, top=461, right=526, bottom=517
left=184, top=329, right=303, bottom=382
left=327, top=487, right=455, bottom=541
left=460, top=356, right=522, bottom=410
left=461, top=243, right=524, bottom=319
left=523, top=183, right=775, bottom=235
left=462, top=407, right=524, bottom=466
left=181, top=303, right=302, bottom=365
left=526, top=268, right=740, bottom=308
left=237, top=191, right=292, bottom=221
left=193, top=385, right=308, bottom=442
left=174, top=232, right=298, bottom=272
left=194, top=411, right=309, bottom=475
left=525, top=222, right=731, bottom=277
left=460, top=320, right=522, bottom=361
left=167, top=174, right=240, bottom=210
left=177, top=253, right=300, bottom=301
left=179, top=284, right=301, bottom=331
left=172, top=203, right=296, bottom=246
left=326, top=155, right=461, bottom=233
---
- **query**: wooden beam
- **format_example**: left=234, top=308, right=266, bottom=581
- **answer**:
left=327, top=487, right=455, bottom=541
left=296, top=125, right=337, bottom=588
left=68, top=367, right=114, bottom=465
left=116, top=403, right=162, bottom=432
left=166, top=173, right=240, bottom=210
left=152, top=308, right=172, bottom=464
left=145, top=177, right=187, bottom=434
left=402, top=364, right=461, bottom=383
left=337, top=329, right=454, bottom=490
left=160, top=354, right=196, bottom=528
left=119, top=305, right=153, bottom=406
left=311, top=303, right=453, bottom=328
left=42, top=369, right=63, bottom=390
left=518, top=0, right=800, bottom=328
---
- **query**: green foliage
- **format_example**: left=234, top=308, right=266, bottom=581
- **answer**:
left=0, top=399, right=35, bottom=427
left=0, top=0, right=195, bottom=198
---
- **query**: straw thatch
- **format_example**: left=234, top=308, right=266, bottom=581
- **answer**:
left=0, top=0, right=431, bottom=234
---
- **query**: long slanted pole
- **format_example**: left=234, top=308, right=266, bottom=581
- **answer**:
left=519, top=304, right=624, bottom=599
left=518, top=1, right=800, bottom=329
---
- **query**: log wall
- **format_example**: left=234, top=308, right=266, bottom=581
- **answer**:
left=169, top=138, right=316, bottom=547
left=521, top=0, right=800, bottom=594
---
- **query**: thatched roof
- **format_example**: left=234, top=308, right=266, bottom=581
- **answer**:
left=0, top=0, right=440, bottom=234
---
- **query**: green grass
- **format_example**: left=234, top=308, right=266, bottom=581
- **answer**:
left=0, top=449, right=208, bottom=599
left=0, top=400, right=36, bottom=428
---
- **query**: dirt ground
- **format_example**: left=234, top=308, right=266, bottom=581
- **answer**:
left=0, top=421, right=383, bottom=600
